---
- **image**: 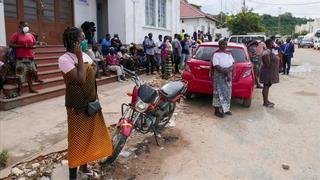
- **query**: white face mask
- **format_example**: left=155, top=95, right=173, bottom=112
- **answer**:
left=22, top=26, right=29, bottom=33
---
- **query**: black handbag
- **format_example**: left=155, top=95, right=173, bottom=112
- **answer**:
left=86, top=99, right=102, bottom=116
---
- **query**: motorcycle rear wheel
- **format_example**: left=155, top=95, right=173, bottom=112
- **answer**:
left=157, top=102, right=176, bottom=130
left=101, top=127, right=128, bottom=165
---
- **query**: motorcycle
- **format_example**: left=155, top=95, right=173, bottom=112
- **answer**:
left=101, top=69, right=188, bottom=164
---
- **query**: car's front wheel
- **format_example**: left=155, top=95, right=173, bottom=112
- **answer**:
left=242, top=98, right=252, bottom=108
left=184, top=91, right=192, bottom=100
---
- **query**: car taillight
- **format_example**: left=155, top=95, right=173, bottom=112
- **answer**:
left=242, top=69, right=252, bottom=78
left=185, top=64, right=191, bottom=72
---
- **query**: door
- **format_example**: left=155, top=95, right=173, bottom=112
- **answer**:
left=4, top=0, right=73, bottom=45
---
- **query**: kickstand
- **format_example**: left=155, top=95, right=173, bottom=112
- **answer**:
left=153, top=131, right=160, bottom=146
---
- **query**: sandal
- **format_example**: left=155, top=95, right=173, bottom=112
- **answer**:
left=263, top=102, right=274, bottom=108
left=78, top=169, right=99, bottom=179
left=225, top=111, right=232, bottom=115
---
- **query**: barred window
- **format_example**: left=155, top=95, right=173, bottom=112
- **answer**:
left=158, top=0, right=166, bottom=28
left=145, top=0, right=156, bottom=26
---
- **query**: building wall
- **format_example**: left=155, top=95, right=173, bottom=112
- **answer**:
left=108, top=0, right=180, bottom=44
left=73, top=0, right=97, bottom=36
left=0, top=1, right=6, bottom=46
left=180, top=17, right=217, bottom=36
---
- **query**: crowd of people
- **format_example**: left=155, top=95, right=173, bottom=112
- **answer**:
left=245, top=36, right=294, bottom=109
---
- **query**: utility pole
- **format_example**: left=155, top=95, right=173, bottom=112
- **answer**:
left=220, top=0, right=223, bottom=26
left=278, top=7, right=281, bottom=35
left=243, top=0, right=246, bottom=13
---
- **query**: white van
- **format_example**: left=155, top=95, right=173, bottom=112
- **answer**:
left=228, top=35, right=267, bottom=44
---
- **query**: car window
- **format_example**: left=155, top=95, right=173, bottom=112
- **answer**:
left=229, top=37, right=237, bottom=42
left=228, top=48, right=247, bottom=62
left=193, top=46, right=218, bottom=61
left=193, top=46, right=247, bottom=63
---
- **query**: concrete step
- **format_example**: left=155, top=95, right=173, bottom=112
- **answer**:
left=35, top=50, right=65, bottom=58
left=38, top=69, right=61, bottom=79
left=34, top=56, right=59, bottom=64
left=0, top=69, right=146, bottom=110
left=37, top=62, right=59, bottom=72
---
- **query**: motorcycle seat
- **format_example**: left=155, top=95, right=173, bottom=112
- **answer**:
left=160, top=81, right=185, bottom=99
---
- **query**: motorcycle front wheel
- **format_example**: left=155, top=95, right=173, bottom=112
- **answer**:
left=101, top=126, right=128, bottom=165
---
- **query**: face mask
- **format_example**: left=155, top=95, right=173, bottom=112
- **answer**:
left=22, top=26, right=29, bottom=33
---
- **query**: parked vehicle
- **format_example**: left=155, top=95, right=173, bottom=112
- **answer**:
left=313, top=39, right=320, bottom=50
left=182, top=42, right=254, bottom=107
left=101, top=69, right=187, bottom=164
left=298, top=40, right=314, bottom=48
left=228, top=35, right=267, bottom=44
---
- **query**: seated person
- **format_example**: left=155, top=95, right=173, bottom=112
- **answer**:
left=87, top=45, right=107, bottom=78
left=118, top=47, right=138, bottom=71
left=0, top=47, right=8, bottom=95
left=129, top=44, right=142, bottom=70
left=105, top=47, right=126, bottom=82
left=101, top=33, right=112, bottom=55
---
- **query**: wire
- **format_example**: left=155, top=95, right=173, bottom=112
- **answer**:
left=248, top=0, right=320, bottom=6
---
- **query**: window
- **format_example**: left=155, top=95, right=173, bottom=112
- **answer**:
left=24, top=0, right=37, bottom=21
left=194, top=46, right=247, bottom=62
left=43, top=0, right=55, bottom=22
left=145, top=0, right=156, bottom=26
left=60, top=0, right=72, bottom=23
left=158, top=0, right=166, bottom=28
left=4, top=0, right=17, bottom=19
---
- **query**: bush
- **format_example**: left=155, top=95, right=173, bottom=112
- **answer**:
left=0, top=149, right=9, bottom=168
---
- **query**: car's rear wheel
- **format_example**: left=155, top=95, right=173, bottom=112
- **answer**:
left=242, top=98, right=252, bottom=108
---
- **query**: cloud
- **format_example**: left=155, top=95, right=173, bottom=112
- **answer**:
left=187, top=0, right=320, bottom=18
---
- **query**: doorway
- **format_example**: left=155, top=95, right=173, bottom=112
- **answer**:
left=96, top=0, right=108, bottom=43
left=4, top=0, right=74, bottom=45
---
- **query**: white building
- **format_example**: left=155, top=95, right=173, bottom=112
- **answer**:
left=179, top=0, right=218, bottom=36
left=295, top=18, right=320, bottom=34
left=0, top=0, right=180, bottom=46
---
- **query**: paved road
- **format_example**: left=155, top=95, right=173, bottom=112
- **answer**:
left=1, top=48, right=320, bottom=179
left=145, top=48, right=320, bottom=179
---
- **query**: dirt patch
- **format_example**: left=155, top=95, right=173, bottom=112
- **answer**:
left=98, top=128, right=189, bottom=179
left=294, top=91, right=318, bottom=97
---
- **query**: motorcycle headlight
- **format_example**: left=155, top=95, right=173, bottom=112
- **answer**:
left=243, top=69, right=252, bottom=78
left=135, top=99, right=149, bottom=112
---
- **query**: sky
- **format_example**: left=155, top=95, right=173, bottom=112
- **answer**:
left=187, top=0, right=320, bottom=19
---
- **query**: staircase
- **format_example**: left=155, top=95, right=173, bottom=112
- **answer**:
left=0, top=46, right=136, bottom=110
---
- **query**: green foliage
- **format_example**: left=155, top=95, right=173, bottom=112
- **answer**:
left=262, top=13, right=312, bottom=36
left=227, top=10, right=265, bottom=35
left=0, top=149, right=9, bottom=168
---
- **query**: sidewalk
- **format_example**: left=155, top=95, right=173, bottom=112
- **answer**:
left=0, top=74, right=156, bottom=177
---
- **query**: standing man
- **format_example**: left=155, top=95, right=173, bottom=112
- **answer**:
left=181, top=34, right=191, bottom=69
left=172, top=34, right=182, bottom=74
left=282, top=38, right=295, bottom=75
left=145, top=33, right=156, bottom=75
left=9, top=21, right=42, bottom=94
left=181, top=29, right=186, bottom=41
left=155, top=35, right=163, bottom=74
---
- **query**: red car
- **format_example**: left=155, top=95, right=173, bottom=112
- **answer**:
left=182, top=42, right=254, bottom=107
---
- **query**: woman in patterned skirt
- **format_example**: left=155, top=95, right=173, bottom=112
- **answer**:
left=58, top=27, right=112, bottom=179
left=211, top=39, right=235, bottom=118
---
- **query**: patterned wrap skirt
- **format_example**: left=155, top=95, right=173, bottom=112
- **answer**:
left=67, top=108, right=113, bottom=168
left=212, top=70, right=232, bottom=113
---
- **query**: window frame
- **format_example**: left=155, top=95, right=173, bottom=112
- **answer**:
left=145, top=0, right=167, bottom=29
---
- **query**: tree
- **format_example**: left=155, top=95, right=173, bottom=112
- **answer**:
left=227, top=10, right=265, bottom=35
